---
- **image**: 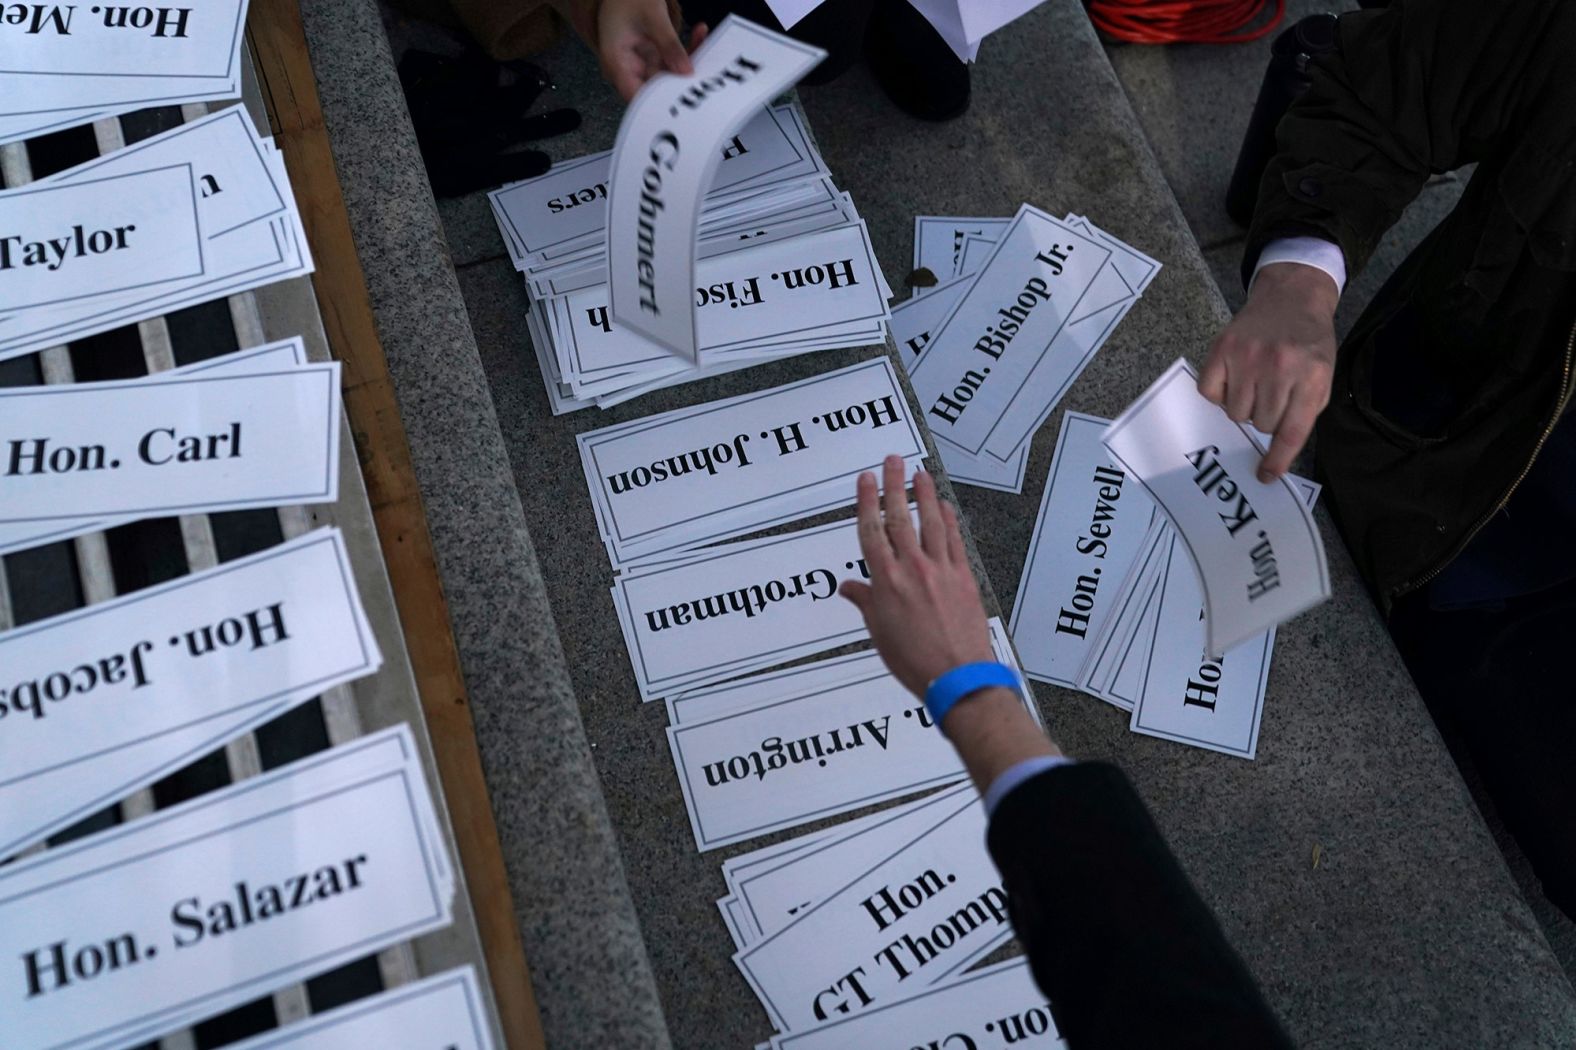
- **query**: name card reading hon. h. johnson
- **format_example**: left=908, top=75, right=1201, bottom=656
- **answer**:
left=606, top=16, right=825, bottom=359
left=0, top=728, right=453, bottom=1050
left=0, top=528, right=382, bottom=858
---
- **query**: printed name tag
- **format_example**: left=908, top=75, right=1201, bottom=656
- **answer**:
left=774, top=958, right=1064, bottom=1049
left=1010, top=412, right=1156, bottom=688
left=578, top=358, right=925, bottom=566
left=736, top=790, right=1012, bottom=1032
left=1101, top=358, right=1331, bottom=654
left=0, top=165, right=203, bottom=312
left=219, top=968, right=495, bottom=1050
left=0, top=728, right=453, bottom=1050
left=0, top=0, right=246, bottom=80
left=0, top=363, right=340, bottom=524
left=906, top=205, right=1110, bottom=458
left=606, top=16, right=825, bottom=357
left=0, top=528, right=382, bottom=857
left=911, top=216, right=1011, bottom=294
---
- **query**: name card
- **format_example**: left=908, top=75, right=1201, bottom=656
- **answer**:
left=578, top=358, right=925, bottom=566
left=0, top=727, right=453, bottom=1050
left=0, top=528, right=382, bottom=857
left=0, top=1, right=246, bottom=81
left=0, top=363, right=340, bottom=525
left=1101, top=358, right=1331, bottom=654
left=606, top=16, right=825, bottom=358
left=219, top=968, right=495, bottom=1050
left=736, top=789, right=1011, bottom=1032
left=0, top=165, right=202, bottom=312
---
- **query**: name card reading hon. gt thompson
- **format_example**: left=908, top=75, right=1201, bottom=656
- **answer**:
left=0, top=528, right=381, bottom=857
left=1101, top=358, right=1330, bottom=655
left=0, top=363, right=340, bottom=525
left=606, top=16, right=824, bottom=358
left=578, top=358, right=925, bottom=567
left=0, top=728, right=453, bottom=1050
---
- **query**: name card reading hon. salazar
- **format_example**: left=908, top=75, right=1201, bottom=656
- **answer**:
left=0, top=728, right=454, bottom=1050
left=0, top=362, right=341, bottom=526
left=1101, top=358, right=1330, bottom=655
left=606, top=16, right=824, bottom=359
left=578, top=358, right=926, bottom=568
left=0, top=528, right=381, bottom=858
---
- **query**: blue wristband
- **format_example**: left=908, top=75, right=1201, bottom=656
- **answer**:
left=924, top=661, right=1021, bottom=729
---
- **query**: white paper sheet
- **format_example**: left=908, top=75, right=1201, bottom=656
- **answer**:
left=910, top=216, right=1010, bottom=294
left=1101, top=359, right=1331, bottom=655
left=606, top=17, right=825, bottom=358
left=218, top=968, right=494, bottom=1050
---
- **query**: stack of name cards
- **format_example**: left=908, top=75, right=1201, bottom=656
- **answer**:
left=892, top=209, right=1159, bottom=493
left=489, top=101, right=893, bottom=411
left=0, top=337, right=340, bottom=556
left=0, top=727, right=457, bottom=1050
left=1009, top=409, right=1321, bottom=760
left=216, top=968, right=495, bottom=1050
left=0, top=0, right=248, bottom=145
left=0, top=107, right=313, bottom=363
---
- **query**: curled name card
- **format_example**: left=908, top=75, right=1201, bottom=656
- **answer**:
left=606, top=16, right=825, bottom=359
left=1100, top=358, right=1331, bottom=656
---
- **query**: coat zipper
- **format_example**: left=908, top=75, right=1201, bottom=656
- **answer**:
left=1391, top=316, right=1576, bottom=600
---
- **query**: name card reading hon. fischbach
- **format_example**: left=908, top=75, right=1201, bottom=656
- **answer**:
left=606, top=16, right=825, bottom=358
left=0, top=528, right=382, bottom=858
left=0, top=728, right=453, bottom=1050
left=578, top=357, right=925, bottom=567
left=0, top=363, right=341, bottom=526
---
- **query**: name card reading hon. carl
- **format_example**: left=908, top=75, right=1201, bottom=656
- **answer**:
left=1101, top=359, right=1331, bottom=655
left=0, top=363, right=341, bottom=526
left=578, top=358, right=925, bottom=567
left=606, top=16, right=824, bottom=358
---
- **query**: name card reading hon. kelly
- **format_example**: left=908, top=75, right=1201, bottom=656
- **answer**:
left=0, top=528, right=382, bottom=857
left=1101, top=358, right=1330, bottom=655
left=0, top=728, right=453, bottom=1050
left=606, top=16, right=824, bottom=358
left=0, top=363, right=341, bottom=526
left=578, top=358, right=925, bottom=567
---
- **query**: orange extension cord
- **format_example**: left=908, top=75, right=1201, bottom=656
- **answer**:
left=1087, top=0, right=1286, bottom=44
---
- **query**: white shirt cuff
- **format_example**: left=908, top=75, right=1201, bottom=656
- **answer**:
left=983, top=755, right=1074, bottom=817
left=1252, top=236, right=1347, bottom=296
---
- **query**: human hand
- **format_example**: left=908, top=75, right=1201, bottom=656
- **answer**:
left=1198, top=261, right=1339, bottom=483
left=839, top=455, right=994, bottom=700
left=594, top=0, right=708, bottom=102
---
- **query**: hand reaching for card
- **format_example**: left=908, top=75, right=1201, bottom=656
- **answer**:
left=586, top=0, right=709, bottom=101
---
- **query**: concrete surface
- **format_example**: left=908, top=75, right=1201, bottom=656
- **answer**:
left=313, top=0, right=1576, bottom=1045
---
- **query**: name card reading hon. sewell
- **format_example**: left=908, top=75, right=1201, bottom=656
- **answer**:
left=0, top=728, right=453, bottom=1050
left=578, top=357, right=925, bottom=567
left=0, top=528, right=382, bottom=857
left=0, top=363, right=341, bottom=525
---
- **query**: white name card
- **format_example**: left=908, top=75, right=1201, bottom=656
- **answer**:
left=220, top=968, right=495, bottom=1050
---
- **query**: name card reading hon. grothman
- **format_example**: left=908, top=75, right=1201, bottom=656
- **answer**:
left=578, top=357, right=926, bottom=568
left=0, top=363, right=341, bottom=526
left=0, top=528, right=382, bottom=858
left=0, top=728, right=453, bottom=1050
left=606, top=15, right=824, bottom=359
left=0, top=164, right=203, bottom=313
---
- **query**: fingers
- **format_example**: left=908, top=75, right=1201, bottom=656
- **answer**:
left=688, top=22, right=709, bottom=50
left=652, top=17, right=693, bottom=75
left=940, top=500, right=967, bottom=566
left=913, top=468, right=948, bottom=562
left=839, top=578, right=873, bottom=612
left=1198, top=340, right=1229, bottom=405
left=1250, top=372, right=1293, bottom=436
left=881, top=455, right=918, bottom=557
left=1223, top=365, right=1255, bottom=423
left=854, top=470, right=894, bottom=575
left=1258, top=385, right=1321, bottom=482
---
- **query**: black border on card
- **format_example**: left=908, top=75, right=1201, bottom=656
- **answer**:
left=667, top=649, right=877, bottom=724
left=1083, top=522, right=1166, bottom=691
left=1106, top=569, right=1163, bottom=707
left=0, top=0, right=246, bottom=81
left=0, top=164, right=206, bottom=312
left=0, top=366, right=337, bottom=523
left=0, top=532, right=372, bottom=792
left=583, top=358, right=922, bottom=548
left=210, top=969, right=490, bottom=1050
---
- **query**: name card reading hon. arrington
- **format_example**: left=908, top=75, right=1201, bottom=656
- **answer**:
left=578, top=357, right=925, bottom=567
left=0, top=363, right=341, bottom=525
left=0, top=528, right=382, bottom=858
left=0, top=728, right=454, bottom=1050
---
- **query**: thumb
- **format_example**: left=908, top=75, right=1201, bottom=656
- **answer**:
left=651, top=12, right=693, bottom=75
left=839, top=579, right=873, bottom=613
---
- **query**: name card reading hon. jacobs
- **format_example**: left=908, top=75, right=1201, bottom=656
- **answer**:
left=606, top=16, right=824, bottom=358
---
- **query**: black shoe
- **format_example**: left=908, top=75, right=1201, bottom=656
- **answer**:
left=863, top=0, right=970, bottom=121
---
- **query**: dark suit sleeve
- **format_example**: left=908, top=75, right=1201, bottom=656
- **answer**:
left=986, top=762, right=1293, bottom=1049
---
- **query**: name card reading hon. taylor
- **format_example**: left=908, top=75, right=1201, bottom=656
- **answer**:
left=578, top=358, right=925, bottom=567
left=0, top=363, right=341, bottom=525
left=0, top=728, right=453, bottom=1050
left=606, top=16, right=824, bottom=358
left=0, top=528, right=381, bottom=857
left=1101, top=358, right=1330, bottom=655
